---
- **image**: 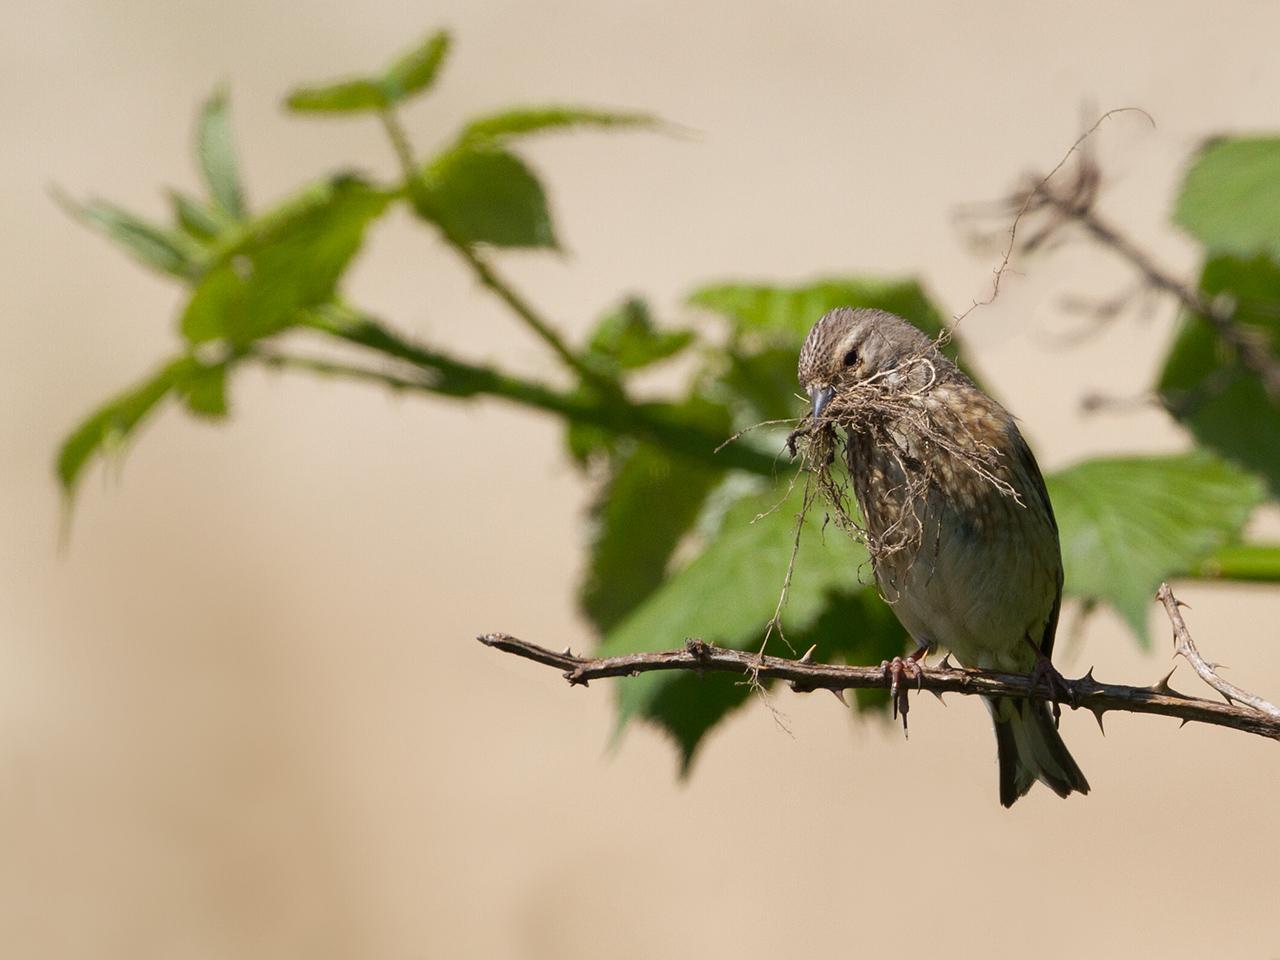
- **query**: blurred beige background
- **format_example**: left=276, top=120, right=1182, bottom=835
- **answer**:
left=5, top=1, right=1280, bottom=957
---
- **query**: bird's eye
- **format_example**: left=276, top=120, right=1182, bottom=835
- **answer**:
left=843, top=347, right=859, bottom=367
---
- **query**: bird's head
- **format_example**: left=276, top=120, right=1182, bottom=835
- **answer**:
left=796, top=307, right=942, bottom=421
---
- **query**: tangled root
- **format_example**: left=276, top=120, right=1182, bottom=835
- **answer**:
left=785, top=347, right=1022, bottom=571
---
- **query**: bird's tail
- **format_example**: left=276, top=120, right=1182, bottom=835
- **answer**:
left=986, top=696, right=1090, bottom=807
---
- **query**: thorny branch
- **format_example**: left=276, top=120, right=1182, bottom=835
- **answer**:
left=479, top=582, right=1280, bottom=743
left=1156, top=583, right=1280, bottom=719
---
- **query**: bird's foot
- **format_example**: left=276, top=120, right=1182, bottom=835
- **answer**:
left=1026, top=650, right=1079, bottom=728
left=880, top=648, right=928, bottom=736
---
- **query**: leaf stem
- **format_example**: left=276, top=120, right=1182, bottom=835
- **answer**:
left=378, top=108, right=418, bottom=181
left=288, top=309, right=780, bottom=476
left=1195, top=543, right=1280, bottom=581
left=377, top=108, right=613, bottom=391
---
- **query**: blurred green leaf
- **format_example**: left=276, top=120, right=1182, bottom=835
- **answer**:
left=286, top=78, right=389, bottom=113
left=57, top=355, right=218, bottom=496
left=1048, top=453, right=1265, bottom=644
left=580, top=441, right=723, bottom=633
left=600, top=480, right=896, bottom=768
left=417, top=146, right=555, bottom=248
left=179, top=361, right=230, bottom=418
left=182, top=177, right=390, bottom=344
left=56, top=193, right=198, bottom=278
left=717, top=345, right=803, bottom=422
left=688, top=277, right=949, bottom=347
left=168, top=190, right=226, bottom=242
left=585, top=298, right=695, bottom=376
left=460, top=106, right=657, bottom=142
left=383, top=31, right=451, bottom=102
left=1156, top=254, right=1280, bottom=494
left=641, top=588, right=904, bottom=769
left=197, top=88, right=246, bottom=220
left=565, top=418, right=616, bottom=466
left=286, top=30, right=451, bottom=114
left=1174, top=137, right=1280, bottom=260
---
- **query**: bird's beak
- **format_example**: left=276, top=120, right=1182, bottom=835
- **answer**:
left=809, top=384, right=835, bottom=421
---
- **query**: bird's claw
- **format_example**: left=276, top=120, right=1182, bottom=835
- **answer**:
left=881, top=655, right=925, bottom=736
left=1027, top=654, right=1078, bottom=727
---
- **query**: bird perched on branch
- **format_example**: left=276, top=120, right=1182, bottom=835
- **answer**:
left=796, top=307, right=1088, bottom=807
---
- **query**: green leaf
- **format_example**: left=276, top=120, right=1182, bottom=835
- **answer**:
left=56, top=355, right=220, bottom=496
left=565, top=419, right=616, bottom=466
left=641, top=589, right=904, bottom=768
left=178, top=361, right=229, bottom=418
left=56, top=193, right=198, bottom=278
left=1048, top=453, right=1265, bottom=644
left=585, top=298, right=695, bottom=376
left=417, top=146, right=555, bottom=248
left=1157, top=255, right=1280, bottom=493
left=382, top=31, right=451, bottom=102
left=580, top=443, right=723, bottom=633
left=285, top=78, right=389, bottom=113
left=460, top=106, right=656, bottom=142
left=168, top=190, right=226, bottom=241
left=285, top=30, right=451, bottom=114
left=197, top=88, right=246, bottom=220
left=688, top=277, right=949, bottom=347
left=181, top=176, right=390, bottom=344
left=600, top=480, right=898, bottom=768
left=717, top=345, right=804, bottom=422
left=1174, top=137, right=1280, bottom=260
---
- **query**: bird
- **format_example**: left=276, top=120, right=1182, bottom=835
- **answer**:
left=796, top=306, right=1089, bottom=807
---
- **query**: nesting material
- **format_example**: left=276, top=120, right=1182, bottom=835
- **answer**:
left=787, top=343, right=1024, bottom=574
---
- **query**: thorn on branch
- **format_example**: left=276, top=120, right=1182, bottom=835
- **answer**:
left=1149, top=667, right=1178, bottom=695
left=1090, top=707, right=1107, bottom=735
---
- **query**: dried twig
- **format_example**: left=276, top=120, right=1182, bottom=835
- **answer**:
left=1000, top=154, right=1280, bottom=400
left=952, top=106, right=1153, bottom=329
left=478, top=625, right=1280, bottom=742
left=1156, top=582, right=1280, bottom=719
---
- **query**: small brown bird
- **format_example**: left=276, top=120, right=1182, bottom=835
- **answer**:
left=797, top=307, right=1088, bottom=806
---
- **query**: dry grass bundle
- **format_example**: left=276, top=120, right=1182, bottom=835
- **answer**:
left=785, top=343, right=1024, bottom=575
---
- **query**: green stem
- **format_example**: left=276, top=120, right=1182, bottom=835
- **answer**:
left=1193, top=543, right=1280, bottom=582
left=377, top=108, right=613, bottom=392
left=378, top=109, right=417, bottom=183
left=297, top=308, right=779, bottom=476
left=445, top=238, right=612, bottom=389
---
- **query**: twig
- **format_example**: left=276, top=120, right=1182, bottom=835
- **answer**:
left=1020, top=159, right=1280, bottom=400
left=952, top=106, right=1153, bottom=330
left=477, top=631, right=1280, bottom=742
left=1156, top=582, right=1280, bottom=719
